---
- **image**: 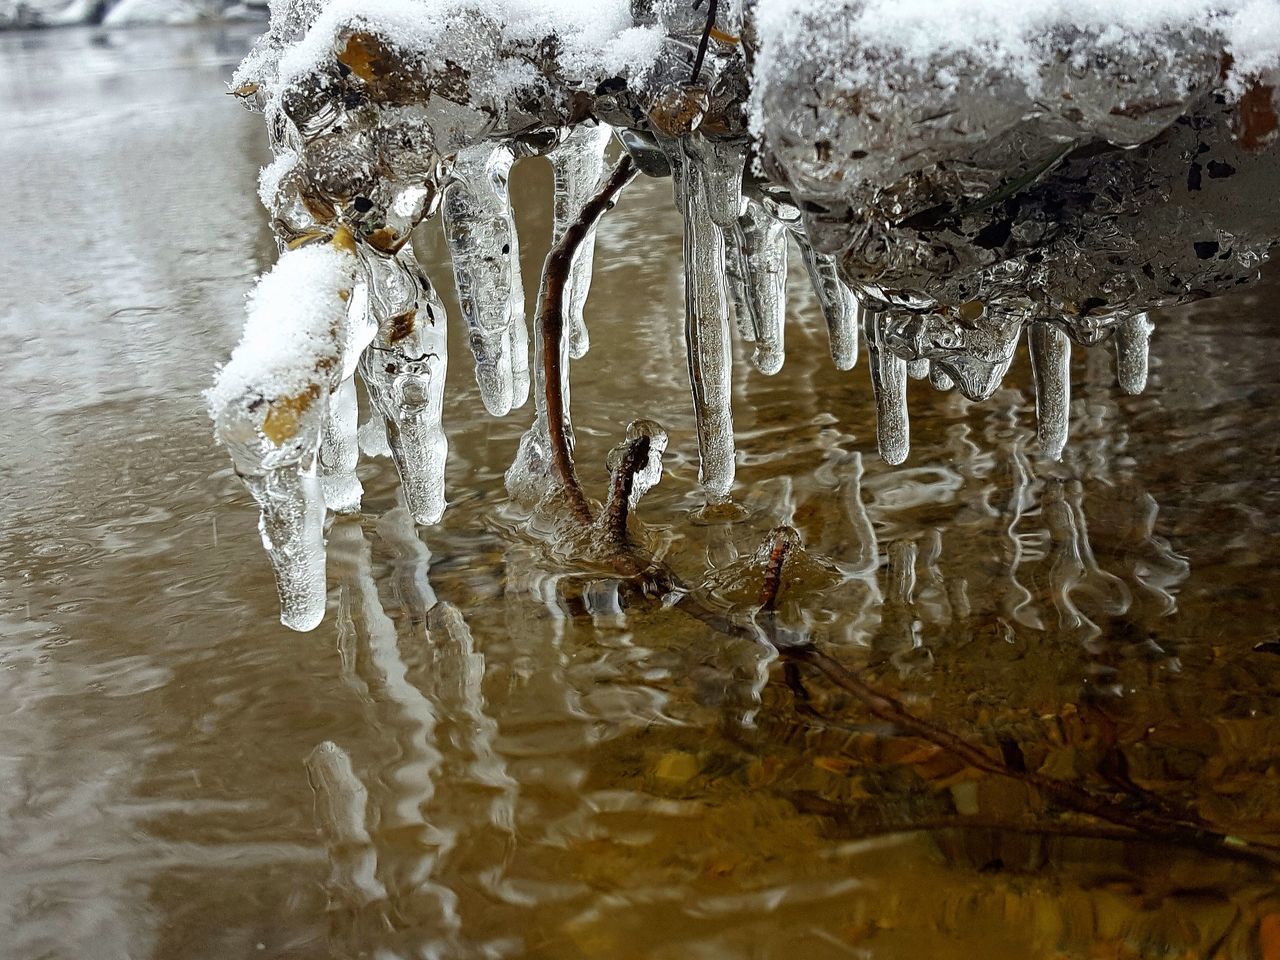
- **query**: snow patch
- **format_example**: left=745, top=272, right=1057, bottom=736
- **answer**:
left=206, top=243, right=358, bottom=418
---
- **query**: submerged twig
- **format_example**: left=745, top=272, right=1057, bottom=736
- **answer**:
left=758, top=528, right=792, bottom=611
left=538, top=154, right=638, bottom=525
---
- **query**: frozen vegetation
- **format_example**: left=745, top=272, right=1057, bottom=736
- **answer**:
left=208, top=0, right=1280, bottom=628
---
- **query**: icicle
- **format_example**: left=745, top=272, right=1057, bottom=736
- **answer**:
left=246, top=457, right=328, bottom=631
left=726, top=230, right=755, bottom=343
left=1028, top=322, right=1071, bottom=460
left=441, top=143, right=524, bottom=417
left=930, top=365, right=954, bottom=391
left=319, top=376, right=362, bottom=513
left=730, top=198, right=788, bottom=375
left=509, top=300, right=531, bottom=410
left=1115, top=312, right=1153, bottom=395
left=673, top=134, right=742, bottom=501
left=794, top=234, right=859, bottom=370
left=549, top=124, right=612, bottom=360
left=865, top=313, right=910, bottom=465
left=507, top=127, right=605, bottom=506
left=215, top=378, right=332, bottom=633
left=906, top=359, right=930, bottom=379
left=358, top=246, right=449, bottom=524
left=208, top=238, right=363, bottom=632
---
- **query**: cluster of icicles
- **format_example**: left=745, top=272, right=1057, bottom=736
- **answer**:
left=210, top=122, right=1158, bottom=631
left=209, top=124, right=1159, bottom=631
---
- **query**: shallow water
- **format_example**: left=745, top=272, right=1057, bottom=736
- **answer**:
left=3, top=24, right=1280, bottom=960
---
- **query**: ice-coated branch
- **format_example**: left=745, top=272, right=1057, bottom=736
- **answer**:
left=212, top=0, right=1280, bottom=628
left=537, top=154, right=639, bottom=524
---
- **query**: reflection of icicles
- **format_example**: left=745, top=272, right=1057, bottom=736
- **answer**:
left=305, top=741, right=386, bottom=907
left=328, top=521, right=460, bottom=947
left=673, top=135, right=741, bottom=500
left=999, top=433, right=1044, bottom=631
left=1064, top=480, right=1132, bottom=617
left=881, top=538, right=927, bottom=669
left=1115, top=312, right=1154, bottom=395
left=376, top=505, right=438, bottom=622
left=1126, top=492, right=1189, bottom=616
left=838, top=451, right=880, bottom=579
left=864, top=313, right=910, bottom=465
left=729, top=198, right=788, bottom=374
left=334, top=522, right=443, bottom=825
left=549, top=124, right=612, bottom=360
left=427, top=603, right=519, bottom=835
left=357, top=246, right=449, bottom=525
left=319, top=376, right=362, bottom=513
left=794, top=235, right=859, bottom=370
left=1028, top=322, right=1071, bottom=460
left=442, top=143, right=524, bottom=417
left=1043, top=480, right=1098, bottom=641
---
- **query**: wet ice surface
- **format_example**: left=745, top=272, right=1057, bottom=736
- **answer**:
left=5, top=25, right=1280, bottom=960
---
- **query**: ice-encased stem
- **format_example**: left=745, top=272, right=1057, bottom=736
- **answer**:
left=319, top=375, right=362, bottom=513
left=730, top=198, right=788, bottom=375
left=1115, top=312, right=1153, bottom=395
left=865, top=313, right=910, bottom=465
left=794, top=234, right=860, bottom=370
left=441, top=143, right=524, bottom=417
left=1028, top=322, right=1071, bottom=459
left=549, top=123, right=612, bottom=360
left=358, top=246, right=449, bottom=524
left=674, top=134, right=742, bottom=501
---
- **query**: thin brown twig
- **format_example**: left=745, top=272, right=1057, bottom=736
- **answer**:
left=689, top=0, right=719, bottom=84
left=791, top=646, right=1280, bottom=867
left=600, top=434, right=652, bottom=549
left=538, top=154, right=639, bottom=526
left=757, top=529, right=792, bottom=611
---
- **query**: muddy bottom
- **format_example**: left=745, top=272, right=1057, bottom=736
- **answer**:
left=2, top=23, right=1280, bottom=960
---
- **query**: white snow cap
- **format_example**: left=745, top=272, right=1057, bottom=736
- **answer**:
left=207, top=243, right=358, bottom=419
left=754, top=0, right=1280, bottom=95
left=274, top=0, right=662, bottom=92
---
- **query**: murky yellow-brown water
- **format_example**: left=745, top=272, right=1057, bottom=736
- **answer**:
left=3, top=24, right=1280, bottom=960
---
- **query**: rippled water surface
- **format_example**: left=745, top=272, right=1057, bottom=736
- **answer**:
left=4, top=25, right=1280, bottom=960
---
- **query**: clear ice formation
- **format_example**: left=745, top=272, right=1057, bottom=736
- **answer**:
left=731, top=198, right=789, bottom=375
left=549, top=123, right=613, bottom=360
left=441, top=144, right=523, bottom=417
left=1028, top=322, right=1072, bottom=461
left=357, top=245, right=450, bottom=525
left=864, top=313, right=910, bottom=466
left=670, top=133, right=742, bottom=501
left=213, top=0, right=1280, bottom=626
